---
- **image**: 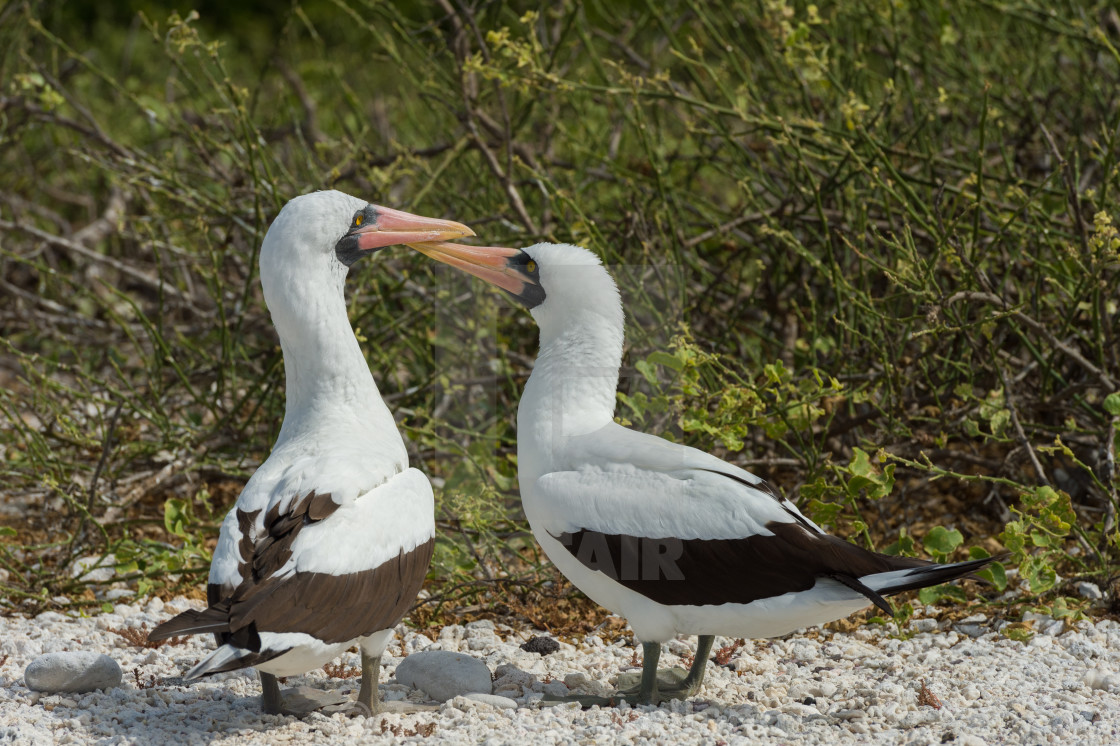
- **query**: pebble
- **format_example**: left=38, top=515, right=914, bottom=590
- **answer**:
left=1077, top=582, right=1103, bottom=600
left=1083, top=668, right=1120, bottom=691
left=458, top=693, right=518, bottom=710
left=3, top=597, right=1120, bottom=744
left=70, top=556, right=116, bottom=584
left=954, top=624, right=987, bottom=639
left=394, top=650, right=492, bottom=702
left=541, top=681, right=569, bottom=697
left=909, top=618, right=938, bottom=633
left=958, top=736, right=988, bottom=746
left=23, top=652, right=122, bottom=693
left=520, top=636, right=560, bottom=655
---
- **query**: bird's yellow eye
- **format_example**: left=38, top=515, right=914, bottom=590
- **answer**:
left=354, top=215, right=363, bottom=227
left=526, top=260, right=537, bottom=273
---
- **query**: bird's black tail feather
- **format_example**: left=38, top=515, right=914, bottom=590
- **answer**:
left=831, top=553, right=1002, bottom=616
left=148, top=600, right=232, bottom=641
left=869, top=554, right=1000, bottom=596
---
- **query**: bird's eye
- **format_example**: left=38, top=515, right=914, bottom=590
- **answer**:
left=526, top=260, right=537, bottom=273
left=354, top=215, right=363, bottom=227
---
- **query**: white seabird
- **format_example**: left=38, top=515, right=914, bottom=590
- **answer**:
left=149, top=191, right=474, bottom=716
left=406, top=240, right=996, bottom=705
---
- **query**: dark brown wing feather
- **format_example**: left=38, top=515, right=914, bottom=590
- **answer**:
left=150, top=490, right=434, bottom=648
left=551, top=520, right=964, bottom=609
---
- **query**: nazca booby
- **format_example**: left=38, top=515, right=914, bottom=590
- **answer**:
left=149, top=191, right=473, bottom=716
left=405, top=240, right=995, bottom=705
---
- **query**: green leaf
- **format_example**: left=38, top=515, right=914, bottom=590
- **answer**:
left=806, top=499, right=843, bottom=526
left=918, top=584, right=968, bottom=605
left=164, top=498, right=188, bottom=537
left=634, top=360, right=658, bottom=385
left=1021, top=557, right=1057, bottom=593
left=891, top=600, right=914, bottom=627
left=848, top=447, right=875, bottom=478
left=923, top=526, right=964, bottom=556
left=1003, top=625, right=1033, bottom=643
left=1104, top=392, right=1120, bottom=416
left=976, top=562, right=1007, bottom=591
left=989, top=408, right=1010, bottom=437
left=882, top=527, right=917, bottom=557
left=0, top=526, right=17, bottom=537
left=999, top=519, right=1027, bottom=555
left=1047, top=596, right=1083, bottom=620
left=1029, top=530, right=1053, bottom=547
left=647, top=350, right=684, bottom=372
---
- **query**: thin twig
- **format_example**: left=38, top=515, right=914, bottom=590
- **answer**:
left=1039, top=123, right=1088, bottom=254
left=995, top=364, right=1049, bottom=487
left=947, top=291, right=1116, bottom=389
left=0, top=219, right=191, bottom=303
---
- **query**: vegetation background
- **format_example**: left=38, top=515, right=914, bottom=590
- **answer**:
left=1, top=0, right=1118, bottom=634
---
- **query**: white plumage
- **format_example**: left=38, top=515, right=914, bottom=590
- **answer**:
left=408, top=240, right=994, bottom=705
left=151, top=191, right=473, bottom=716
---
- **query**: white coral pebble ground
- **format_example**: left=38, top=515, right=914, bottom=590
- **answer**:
left=1, top=597, right=1119, bottom=745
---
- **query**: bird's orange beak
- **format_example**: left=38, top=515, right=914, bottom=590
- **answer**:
left=408, top=241, right=543, bottom=307
left=346, top=206, right=475, bottom=251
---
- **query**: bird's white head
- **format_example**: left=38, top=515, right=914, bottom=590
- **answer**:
left=259, top=190, right=474, bottom=317
left=256, top=190, right=474, bottom=434
left=404, top=241, right=623, bottom=346
left=407, top=240, right=627, bottom=433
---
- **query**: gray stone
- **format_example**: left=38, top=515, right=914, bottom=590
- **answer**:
left=1076, top=582, right=1103, bottom=600
left=955, top=623, right=987, bottom=639
left=70, top=555, right=116, bottom=584
left=910, top=618, right=938, bottom=633
left=24, top=652, right=122, bottom=693
left=395, top=651, right=492, bottom=702
left=465, top=619, right=495, bottom=631
left=562, top=672, right=589, bottom=689
left=101, top=589, right=135, bottom=601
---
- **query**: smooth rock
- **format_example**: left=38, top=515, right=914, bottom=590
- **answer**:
left=955, top=623, right=987, bottom=639
left=459, top=693, right=518, bottom=710
left=1077, top=582, right=1103, bottom=600
left=24, top=652, right=122, bottom=693
left=395, top=651, right=492, bottom=702
left=70, top=556, right=116, bottom=584
left=563, top=672, right=589, bottom=689
left=542, top=681, right=569, bottom=697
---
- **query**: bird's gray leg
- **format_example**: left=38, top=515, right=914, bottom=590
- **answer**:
left=353, top=649, right=380, bottom=716
left=265, top=670, right=350, bottom=718
left=636, top=642, right=661, bottom=705
left=678, top=635, right=713, bottom=695
left=260, top=672, right=284, bottom=715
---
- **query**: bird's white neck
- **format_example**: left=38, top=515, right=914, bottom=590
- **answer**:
left=267, top=270, right=405, bottom=462
left=519, top=307, right=624, bottom=449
